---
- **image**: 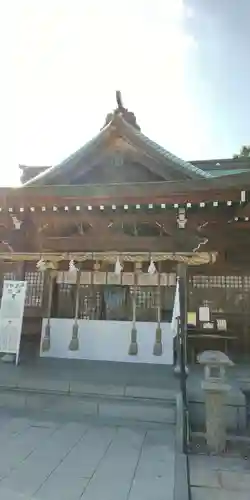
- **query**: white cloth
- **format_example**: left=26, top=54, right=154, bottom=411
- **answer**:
left=114, top=257, right=123, bottom=275
left=171, top=279, right=180, bottom=337
left=68, top=260, right=78, bottom=273
left=148, top=258, right=156, bottom=274
left=36, top=259, right=47, bottom=272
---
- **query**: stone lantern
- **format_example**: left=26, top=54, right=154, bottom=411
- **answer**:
left=197, top=350, right=234, bottom=454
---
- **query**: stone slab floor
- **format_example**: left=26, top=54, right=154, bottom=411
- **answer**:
left=190, top=453, right=250, bottom=500
left=0, top=410, right=175, bottom=500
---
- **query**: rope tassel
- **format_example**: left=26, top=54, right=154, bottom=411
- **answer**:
left=128, top=265, right=138, bottom=355
left=41, top=272, right=53, bottom=352
left=69, top=322, right=79, bottom=351
left=153, top=265, right=163, bottom=355
left=69, top=268, right=81, bottom=351
left=42, top=322, right=51, bottom=352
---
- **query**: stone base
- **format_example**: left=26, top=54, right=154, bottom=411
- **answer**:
left=188, top=386, right=246, bottom=431
left=204, top=389, right=228, bottom=453
left=174, top=365, right=189, bottom=376
left=1, top=354, right=15, bottom=363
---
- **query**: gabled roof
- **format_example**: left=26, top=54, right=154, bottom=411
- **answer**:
left=191, top=157, right=250, bottom=177
left=20, top=156, right=250, bottom=184
left=209, top=168, right=249, bottom=178
left=23, top=93, right=211, bottom=187
left=19, top=165, right=49, bottom=184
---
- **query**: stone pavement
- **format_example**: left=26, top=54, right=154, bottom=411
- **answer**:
left=190, top=454, right=250, bottom=500
left=0, top=410, right=175, bottom=500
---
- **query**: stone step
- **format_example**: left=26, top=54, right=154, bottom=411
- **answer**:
left=0, top=387, right=176, bottom=425
left=0, top=374, right=176, bottom=400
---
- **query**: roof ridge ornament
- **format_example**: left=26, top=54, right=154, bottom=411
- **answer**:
left=116, top=90, right=124, bottom=111
left=102, top=91, right=141, bottom=130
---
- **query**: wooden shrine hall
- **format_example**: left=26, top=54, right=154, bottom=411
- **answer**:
left=1, top=91, right=250, bottom=364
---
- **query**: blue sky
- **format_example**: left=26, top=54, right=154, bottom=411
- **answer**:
left=1, top=0, right=249, bottom=185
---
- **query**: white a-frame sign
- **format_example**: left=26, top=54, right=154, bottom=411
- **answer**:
left=0, top=281, right=27, bottom=365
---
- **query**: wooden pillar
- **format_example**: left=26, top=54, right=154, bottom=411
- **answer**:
left=177, top=262, right=189, bottom=453
left=242, top=275, right=249, bottom=360
left=128, top=263, right=138, bottom=355
left=69, top=268, right=81, bottom=351
left=178, top=262, right=188, bottom=369
left=153, top=264, right=163, bottom=355
left=41, top=270, right=54, bottom=352
left=17, top=261, right=26, bottom=281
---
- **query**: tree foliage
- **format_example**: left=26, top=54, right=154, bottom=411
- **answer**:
left=233, top=145, right=250, bottom=158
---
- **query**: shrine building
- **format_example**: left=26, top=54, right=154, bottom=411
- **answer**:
left=1, top=92, right=250, bottom=364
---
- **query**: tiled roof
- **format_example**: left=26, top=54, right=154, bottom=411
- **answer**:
left=209, top=168, right=249, bottom=177
left=24, top=112, right=212, bottom=187
left=119, top=116, right=211, bottom=179
left=22, top=94, right=250, bottom=187
left=23, top=124, right=111, bottom=186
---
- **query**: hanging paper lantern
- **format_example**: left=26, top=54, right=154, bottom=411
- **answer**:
left=114, top=257, right=123, bottom=275
left=148, top=258, right=156, bottom=274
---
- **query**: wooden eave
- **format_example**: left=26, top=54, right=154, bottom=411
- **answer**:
left=0, top=251, right=217, bottom=266
left=1, top=173, right=249, bottom=209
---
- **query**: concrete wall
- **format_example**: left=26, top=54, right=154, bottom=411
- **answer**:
left=40, top=319, right=174, bottom=364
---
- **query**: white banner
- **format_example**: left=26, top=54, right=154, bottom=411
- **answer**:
left=171, top=279, right=180, bottom=337
left=0, top=281, right=27, bottom=364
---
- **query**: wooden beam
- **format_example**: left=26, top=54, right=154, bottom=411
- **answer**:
left=0, top=182, right=245, bottom=208
left=42, top=233, right=209, bottom=253
left=0, top=251, right=217, bottom=266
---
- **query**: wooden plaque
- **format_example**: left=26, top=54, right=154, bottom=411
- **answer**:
left=122, top=273, right=134, bottom=285
left=80, top=271, right=92, bottom=285
left=138, top=273, right=158, bottom=286
left=56, top=271, right=77, bottom=284
left=93, top=272, right=106, bottom=285
left=107, top=272, right=122, bottom=285
left=160, top=273, right=168, bottom=286
left=56, top=271, right=64, bottom=284
left=168, top=273, right=176, bottom=286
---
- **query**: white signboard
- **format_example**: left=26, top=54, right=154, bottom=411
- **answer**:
left=0, top=281, right=27, bottom=365
left=199, top=306, right=210, bottom=322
